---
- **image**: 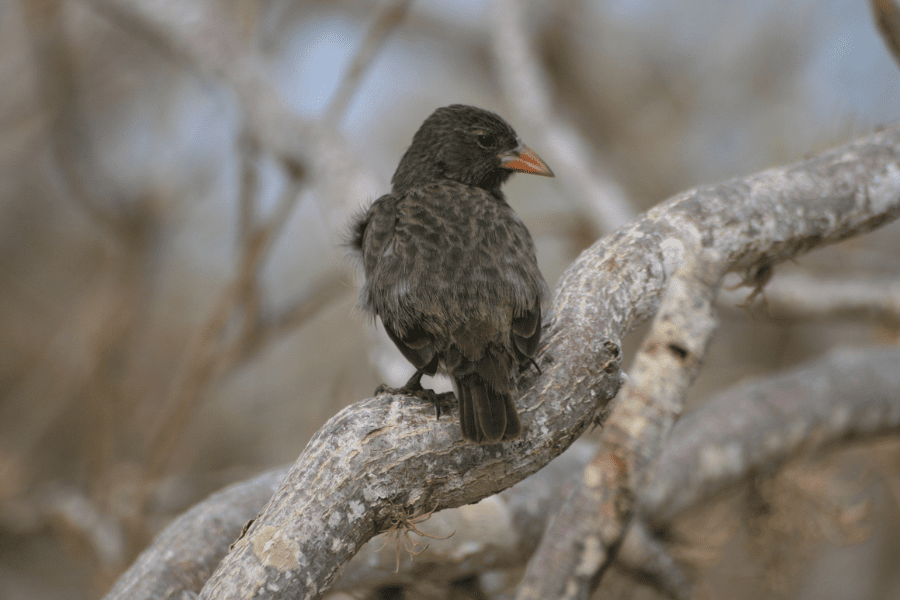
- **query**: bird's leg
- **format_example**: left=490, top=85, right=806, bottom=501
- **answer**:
left=374, top=367, right=426, bottom=395
left=402, top=367, right=427, bottom=390
left=374, top=368, right=454, bottom=420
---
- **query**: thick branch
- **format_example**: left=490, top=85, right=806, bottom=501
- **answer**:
left=104, top=344, right=900, bottom=599
left=332, top=441, right=596, bottom=591
left=643, top=344, right=900, bottom=524
left=614, top=344, right=900, bottom=597
left=103, top=444, right=597, bottom=599
left=196, top=125, right=900, bottom=598
left=515, top=249, right=725, bottom=600
left=720, top=271, right=900, bottom=324
left=103, top=468, right=285, bottom=600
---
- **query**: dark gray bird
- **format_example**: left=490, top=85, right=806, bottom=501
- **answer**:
left=349, top=104, right=552, bottom=443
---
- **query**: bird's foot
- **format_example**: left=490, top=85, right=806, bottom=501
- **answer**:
left=374, top=383, right=455, bottom=420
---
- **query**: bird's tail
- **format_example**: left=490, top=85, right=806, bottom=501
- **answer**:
left=454, top=356, right=521, bottom=443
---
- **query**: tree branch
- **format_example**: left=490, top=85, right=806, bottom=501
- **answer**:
left=720, top=270, right=900, bottom=324
left=102, top=468, right=285, bottom=599
left=194, top=124, right=900, bottom=598
left=515, top=248, right=725, bottom=600
left=643, top=344, right=900, bottom=525
left=615, top=343, right=900, bottom=597
left=103, top=443, right=598, bottom=599
left=323, top=0, right=413, bottom=126
left=103, top=343, right=900, bottom=599
left=871, top=0, right=900, bottom=70
left=89, top=0, right=384, bottom=229
left=490, top=0, right=636, bottom=234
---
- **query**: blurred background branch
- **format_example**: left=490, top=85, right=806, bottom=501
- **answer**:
left=491, top=0, right=636, bottom=235
left=872, top=0, right=900, bottom=69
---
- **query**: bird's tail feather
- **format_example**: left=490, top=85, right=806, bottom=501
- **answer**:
left=456, top=374, right=521, bottom=443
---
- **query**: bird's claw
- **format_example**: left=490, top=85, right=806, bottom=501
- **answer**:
left=374, top=383, right=455, bottom=420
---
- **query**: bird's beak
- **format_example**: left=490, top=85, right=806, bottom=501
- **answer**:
left=498, top=144, right=554, bottom=177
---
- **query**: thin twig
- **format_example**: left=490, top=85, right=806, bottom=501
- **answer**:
left=143, top=150, right=309, bottom=482
left=238, top=272, right=351, bottom=361
left=871, top=0, right=900, bottom=70
left=324, top=0, right=413, bottom=126
left=90, top=0, right=386, bottom=234
left=22, top=0, right=130, bottom=239
left=239, top=134, right=261, bottom=247
left=490, top=0, right=636, bottom=234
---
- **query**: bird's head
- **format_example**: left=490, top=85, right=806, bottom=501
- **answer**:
left=391, top=104, right=553, bottom=196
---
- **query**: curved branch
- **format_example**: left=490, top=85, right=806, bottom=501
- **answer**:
left=643, top=344, right=900, bottom=524
left=195, top=124, right=900, bottom=598
left=103, top=444, right=598, bottom=599
left=332, top=441, right=596, bottom=591
left=103, top=468, right=285, bottom=599
left=515, top=248, right=725, bottom=600
left=104, top=345, right=900, bottom=599
left=615, top=343, right=900, bottom=597
left=720, top=271, right=900, bottom=324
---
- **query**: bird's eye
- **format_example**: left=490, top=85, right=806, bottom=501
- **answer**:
left=475, top=132, right=496, bottom=148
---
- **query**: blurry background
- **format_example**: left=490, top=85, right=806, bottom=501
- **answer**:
left=1, top=0, right=899, bottom=598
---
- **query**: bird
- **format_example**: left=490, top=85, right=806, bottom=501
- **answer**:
left=348, top=104, right=552, bottom=444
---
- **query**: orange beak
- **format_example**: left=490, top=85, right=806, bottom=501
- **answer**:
left=499, top=144, right=554, bottom=177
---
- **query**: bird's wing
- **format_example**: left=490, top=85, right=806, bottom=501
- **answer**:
left=511, top=303, right=541, bottom=362
left=382, top=320, right=436, bottom=371
left=355, top=194, right=400, bottom=278
left=356, top=193, right=439, bottom=369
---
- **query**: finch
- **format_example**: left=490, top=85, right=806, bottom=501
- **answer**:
left=349, top=104, right=552, bottom=443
